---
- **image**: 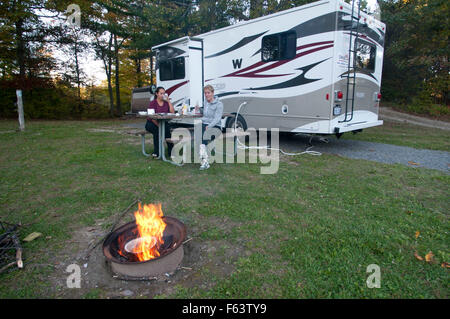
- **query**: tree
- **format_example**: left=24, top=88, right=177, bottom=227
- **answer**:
left=57, top=26, right=91, bottom=117
left=380, top=0, right=449, bottom=106
left=93, top=31, right=115, bottom=116
left=84, top=0, right=125, bottom=116
left=0, top=0, right=59, bottom=88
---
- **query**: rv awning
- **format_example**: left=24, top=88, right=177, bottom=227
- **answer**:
left=151, top=36, right=204, bottom=52
left=151, top=36, right=190, bottom=51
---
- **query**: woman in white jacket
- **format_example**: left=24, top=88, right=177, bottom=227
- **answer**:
left=198, top=85, right=223, bottom=170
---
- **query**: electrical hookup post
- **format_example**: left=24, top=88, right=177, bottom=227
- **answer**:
left=16, top=90, right=25, bottom=131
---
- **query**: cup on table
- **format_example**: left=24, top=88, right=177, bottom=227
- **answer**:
left=147, top=108, right=155, bottom=115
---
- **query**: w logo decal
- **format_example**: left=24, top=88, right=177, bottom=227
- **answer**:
left=232, top=58, right=243, bottom=69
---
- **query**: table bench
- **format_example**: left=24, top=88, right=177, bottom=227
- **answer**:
left=127, top=130, right=152, bottom=157
left=128, top=128, right=250, bottom=160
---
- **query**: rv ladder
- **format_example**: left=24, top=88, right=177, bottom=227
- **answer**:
left=340, top=0, right=362, bottom=123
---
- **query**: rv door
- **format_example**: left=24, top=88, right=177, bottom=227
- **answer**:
left=188, top=38, right=204, bottom=109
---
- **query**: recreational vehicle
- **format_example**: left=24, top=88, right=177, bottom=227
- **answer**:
left=151, top=0, right=385, bottom=136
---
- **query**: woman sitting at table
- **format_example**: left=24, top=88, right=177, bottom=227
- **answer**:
left=198, top=84, right=223, bottom=170
left=145, top=86, right=175, bottom=158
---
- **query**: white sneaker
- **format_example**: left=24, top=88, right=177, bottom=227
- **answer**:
left=199, top=144, right=210, bottom=170
left=199, top=160, right=210, bottom=170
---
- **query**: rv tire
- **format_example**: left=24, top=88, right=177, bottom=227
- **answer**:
left=225, top=113, right=247, bottom=132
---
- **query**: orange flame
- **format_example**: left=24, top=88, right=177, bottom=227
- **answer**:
left=131, top=203, right=167, bottom=261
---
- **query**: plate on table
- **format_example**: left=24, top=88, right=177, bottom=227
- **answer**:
left=138, top=111, right=148, bottom=116
left=156, top=113, right=173, bottom=116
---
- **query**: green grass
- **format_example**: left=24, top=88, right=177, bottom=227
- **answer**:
left=0, top=119, right=448, bottom=299
left=343, top=120, right=450, bottom=151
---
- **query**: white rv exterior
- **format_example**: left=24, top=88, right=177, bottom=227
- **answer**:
left=151, top=0, right=386, bottom=135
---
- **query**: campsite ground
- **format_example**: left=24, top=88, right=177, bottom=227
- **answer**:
left=0, top=117, right=448, bottom=298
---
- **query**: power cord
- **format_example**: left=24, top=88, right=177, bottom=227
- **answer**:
left=232, top=101, right=323, bottom=156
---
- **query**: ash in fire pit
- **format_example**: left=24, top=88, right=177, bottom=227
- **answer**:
left=103, top=203, right=186, bottom=279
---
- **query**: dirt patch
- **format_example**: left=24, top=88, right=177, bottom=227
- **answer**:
left=86, top=128, right=118, bottom=133
left=117, top=138, right=143, bottom=146
left=86, top=126, right=138, bottom=135
left=46, top=215, right=242, bottom=298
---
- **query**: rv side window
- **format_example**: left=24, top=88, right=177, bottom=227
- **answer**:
left=261, top=31, right=297, bottom=62
left=159, top=57, right=185, bottom=81
left=355, top=40, right=376, bottom=72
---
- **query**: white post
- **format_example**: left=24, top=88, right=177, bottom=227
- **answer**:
left=16, top=90, right=25, bottom=131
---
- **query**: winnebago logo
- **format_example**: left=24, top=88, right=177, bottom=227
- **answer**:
left=232, top=58, right=243, bottom=69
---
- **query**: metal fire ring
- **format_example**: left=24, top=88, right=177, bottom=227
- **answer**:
left=102, top=216, right=186, bottom=279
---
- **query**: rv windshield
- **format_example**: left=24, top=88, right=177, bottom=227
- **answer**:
left=159, top=57, right=185, bottom=81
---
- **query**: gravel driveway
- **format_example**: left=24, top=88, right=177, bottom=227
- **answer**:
left=278, top=133, right=449, bottom=174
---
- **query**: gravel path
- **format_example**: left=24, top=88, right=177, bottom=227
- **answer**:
left=279, top=134, right=449, bottom=174
left=379, top=107, right=450, bottom=131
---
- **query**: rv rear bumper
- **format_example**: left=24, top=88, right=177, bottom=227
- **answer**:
left=334, top=120, right=383, bottom=133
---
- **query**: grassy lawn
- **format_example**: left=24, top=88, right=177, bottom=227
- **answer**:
left=0, top=119, right=448, bottom=299
left=342, top=120, right=450, bottom=152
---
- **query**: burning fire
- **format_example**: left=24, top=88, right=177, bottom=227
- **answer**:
left=122, top=203, right=167, bottom=261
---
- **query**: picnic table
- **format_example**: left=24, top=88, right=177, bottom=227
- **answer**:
left=136, top=112, right=202, bottom=166
left=133, top=112, right=249, bottom=166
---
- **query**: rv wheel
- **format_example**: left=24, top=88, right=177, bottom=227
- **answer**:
left=225, top=114, right=247, bottom=132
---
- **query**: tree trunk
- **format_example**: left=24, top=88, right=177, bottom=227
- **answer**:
left=96, top=32, right=115, bottom=117
left=74, top=40, right=82, bottom=117
left=107, top=61, right=114, bottom=117
left=135, top=54, right=142, bottom=88
left=15, top=17, right=26, bottom=90
left=114, top=34, right=121, bottom=116
left=107, top=34, right=114, bottom=117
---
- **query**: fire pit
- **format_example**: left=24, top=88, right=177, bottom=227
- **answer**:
left=103, top=203, right=186, bottom=279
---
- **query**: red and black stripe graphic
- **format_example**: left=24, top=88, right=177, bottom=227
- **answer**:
left=339, top=68, right=378, bottom=82
left=166, top=80, right=189, bottom=96
left=245, top=58, right=330, bottom=90
left=222, top=41, right=333, bottom=79
left=165, top=41, right=333, bottom=96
